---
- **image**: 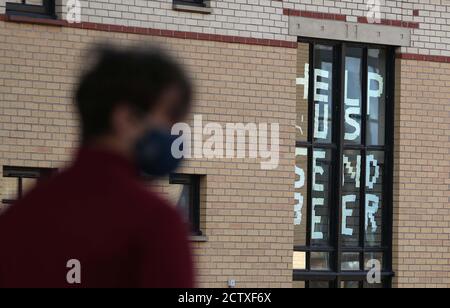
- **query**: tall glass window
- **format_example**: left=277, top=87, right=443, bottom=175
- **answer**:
left=293, top=41, right=395, bottom=288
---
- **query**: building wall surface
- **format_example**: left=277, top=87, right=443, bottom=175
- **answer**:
left=0, top=0, right=449, bottom=288
left=393, top=58, right=450, bottom=288
left=2, top=0, right=449, bottom=55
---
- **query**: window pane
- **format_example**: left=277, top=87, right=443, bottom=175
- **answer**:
left=341, top=252, right=360, bottom=271
left=175, top=0, right=205, bottom=6
left=7, top=0, right=44, bottom=5
left=293, top=251, right=306, bottom=270
left=344, top=47, right=363, bottom=145
left=342, top=150, right=362, bottom=247
left=365, top=151, right=384, bottom=247
left=313, top=45, right=333, bottom=143
left=294, top=147, right=308, bottom=246
left=364, top=252, right=383, bottom=271
left=309, top=281, right=330, bottom=288
left=311, top=252, right=330, bottom=270
left=167, top=182, right=191, bottom=224
left=296, top=43, right=310, bottom=142
left=364, top=280, right=384, bottom=288
left=341, top=281, right=361, bottom=288
left=367, top=49, right=386, bottom=146
left=26, top=0, right=44, bottom=5
left=22, top=178, right=38, bottom=197
left=311, top=149, right=332, bottom=246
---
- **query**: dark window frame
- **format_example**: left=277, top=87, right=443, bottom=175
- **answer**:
left=5, top=0, right=56, bottom=19
left=294, top=38, right=396, bottom=288
left=169, top=173, right=202, bottom=236
left=1, top=166, right=56, bottom=205
left=173, top=0, right=207, bottom=8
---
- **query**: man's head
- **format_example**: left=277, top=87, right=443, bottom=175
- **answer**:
left=75, top=44, right=192, bottom=161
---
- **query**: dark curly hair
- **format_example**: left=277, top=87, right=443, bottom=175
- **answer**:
left=75, top=43, right=192, bottom=143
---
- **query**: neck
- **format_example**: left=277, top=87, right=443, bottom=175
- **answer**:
left=84, top=136, right=133, bottom=162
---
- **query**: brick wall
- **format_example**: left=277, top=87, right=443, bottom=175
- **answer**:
left=1, top=1, right=449, bottom=56
left=1, top=0, right=291, bottom=40
left=0, top=19, right=297, bottom=287
left=393, top=58, right=450, bottom=288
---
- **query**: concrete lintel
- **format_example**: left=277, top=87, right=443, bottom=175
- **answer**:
left=289, top=16, right=411, bottom=47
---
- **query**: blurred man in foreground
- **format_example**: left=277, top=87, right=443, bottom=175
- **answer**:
left=0, top=44, right=194, bottom=288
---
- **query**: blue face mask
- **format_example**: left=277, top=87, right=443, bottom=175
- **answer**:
left=134, top=129, right=182, bottom=177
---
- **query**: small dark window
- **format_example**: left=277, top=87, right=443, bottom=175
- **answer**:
left=174, top=0, right=207, bottom=8
left=5, top=0, right=56, bottom=19
left=1, top=166, right=56, bottom=206
left=169, top=174, right=202, bottom=236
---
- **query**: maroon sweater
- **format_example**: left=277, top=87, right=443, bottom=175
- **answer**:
left=0, top=148, right=194, bottom=288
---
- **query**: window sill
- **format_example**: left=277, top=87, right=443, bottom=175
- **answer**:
left=173, top=4, right=213, bottom=14
left=4, top=14, right=64, bottom=27
left=190, top=235, right=208, bottom=242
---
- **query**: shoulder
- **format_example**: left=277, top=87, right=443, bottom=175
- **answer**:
left=124, top=182, right=185, bottom=228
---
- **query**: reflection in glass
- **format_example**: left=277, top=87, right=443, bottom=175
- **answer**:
left=22, top=178, right=38, bottom=197
left=342, top=150, right=362, bottom=247
left=293, top=251, right=306, bottom=270
left=311, top=149, right=332, bottom=246
left=313, top=45, right=333, bottom=143
left=344, top=47, right=363, bottom=144
left=366, top=151, right=384, bottom=247
left=341, top=281, right=360, bottom=288
left=365, top=252, right=383, bottom=271
left=309, top=281, right=330, bottom=288
left=296, top=43, right=310, bottom=142
left=311, top=252, right=330, bottom=270
left=294, top=147, right=308, bottom=246
left=26, top=1, right=45, bottom=5
left=364, top=280, right=383, bottom=288
left=341, top=253, right=360, bottom=271
left=367, top=49, right=386, bottom=146
left=167, top=183, right=191, bottom=224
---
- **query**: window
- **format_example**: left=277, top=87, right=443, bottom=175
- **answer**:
left=5, top=0, right=56, bottom=19
left=168, top=174, right=202, bottom=236
left=173, top=0, right=207, bottom=8
left=1, top=166, right=56, bottom=207
left=293, top=40, right=395, bottom=288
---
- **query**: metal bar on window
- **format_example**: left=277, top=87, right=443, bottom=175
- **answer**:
left=18, top=177, right=23, bottom=200
left=3, top=166, right=56, bottom=179
left=359, top=47, right=369, bottom=271
left=1, top=199, right=16, bottom=205
left=333, top=43, right=345, bottom=288
left=383, top=47, right=396, bottom=287
left=294, top=270, right=395, bottom=281
left=305, top=42, right=315, bottom=271
left=191, top=175, right=202, bottom=236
